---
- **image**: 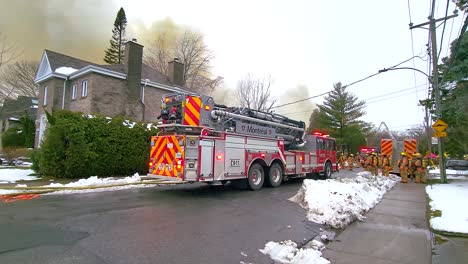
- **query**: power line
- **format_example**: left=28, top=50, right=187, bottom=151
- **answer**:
left=272, top=54, right=428, bottom=109
left=445, top=14, right=455, bottom=57
left=437, top=0, right=451, bottom=59
left=363, top=83, right=427, bottom=101
left=366, top=88, right=427, bottom=104
left=279, top=83, right=428, bottom=116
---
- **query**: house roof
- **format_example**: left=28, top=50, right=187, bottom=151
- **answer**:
left=45, top=50, right=99, bottom=72
left=36, top=50, right=178, bottom=90
left=0, top=96, right=38, bottom=120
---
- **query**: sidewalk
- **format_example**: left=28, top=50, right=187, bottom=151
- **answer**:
left=323, top=182, right=432, bottom=264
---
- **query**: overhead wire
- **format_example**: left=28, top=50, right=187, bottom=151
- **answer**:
left=271, top=54, right=428, bottom=109
left=407, top=0, right=420, bottom=104
left=437, top=0, right=451, bottom=60
left=279, top=83, right=428, bottom=116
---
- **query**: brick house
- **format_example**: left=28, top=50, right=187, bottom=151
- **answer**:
left=33, top=40, right=187, bottom=148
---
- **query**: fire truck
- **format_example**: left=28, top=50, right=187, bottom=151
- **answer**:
left=148, top=92, right=338, bottom=190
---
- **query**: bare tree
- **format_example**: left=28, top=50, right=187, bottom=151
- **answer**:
left=1, top=60, right=39, bottom=98
left=236, top=74, right=276, bottom=112
left=0, top=33, right=19, bottom=69
left=144, top=28, right=220, bottom=94
left=144, top=32, right=171, bottom=76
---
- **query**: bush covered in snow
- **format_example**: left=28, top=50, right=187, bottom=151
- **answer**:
left=36, top=110, right=158, bottom=178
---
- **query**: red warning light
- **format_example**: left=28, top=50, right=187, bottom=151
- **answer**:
left=261, top=153, right=265, bottom=158
left=216, top=153, right=223, bottom=160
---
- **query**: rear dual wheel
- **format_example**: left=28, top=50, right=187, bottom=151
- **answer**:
left=265, top=163, right=283, bottom=188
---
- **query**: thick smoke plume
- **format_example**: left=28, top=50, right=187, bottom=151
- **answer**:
left=0, top=0, right=118, bottom=62
left=275, top=85, right=316, bottom=124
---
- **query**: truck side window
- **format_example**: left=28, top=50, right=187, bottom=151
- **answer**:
left=317, top=138, right=324, bottom=150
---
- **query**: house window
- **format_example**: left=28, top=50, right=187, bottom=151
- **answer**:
left=43, top=86, right=48, bottom=106
left=81, top=80, right=88, bottom=98
left=72, top=84, right=77, bottom=100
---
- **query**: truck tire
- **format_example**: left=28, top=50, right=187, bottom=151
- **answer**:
left=247, top=163, right=264, bottom=191
left=322, top=162, right=332, bottom=179
left=265, top=163, right=283, bottom=188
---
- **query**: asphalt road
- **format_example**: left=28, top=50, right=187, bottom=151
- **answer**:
left=0, top=176, right=342, bottom=264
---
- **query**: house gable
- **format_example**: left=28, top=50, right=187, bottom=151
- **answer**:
left=35, top=52, right=53, bottom=82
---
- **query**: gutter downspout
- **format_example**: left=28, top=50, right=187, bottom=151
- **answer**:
left=62, top=76, right=69, bottom=109
left=141, top=79, right=148, bottom=121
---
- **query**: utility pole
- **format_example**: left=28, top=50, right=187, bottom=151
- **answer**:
left=410, top=0, right=457, bottom=184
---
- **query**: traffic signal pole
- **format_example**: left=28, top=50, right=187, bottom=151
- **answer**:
left=410, top=1, right=457, bottom=183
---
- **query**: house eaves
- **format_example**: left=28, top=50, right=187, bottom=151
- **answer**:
left=35, top=72, right=67, bottom=83
left=69, top=65, right=127, bottom=80
left=141, top=79, right=192, bottom=94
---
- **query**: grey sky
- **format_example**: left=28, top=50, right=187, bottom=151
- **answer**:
left=121, top=0, right=465, bottom=131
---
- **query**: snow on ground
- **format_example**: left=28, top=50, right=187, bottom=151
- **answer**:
left=290, top=172, right=397, bottom=229
left=0, top=190, right=22, bottom=195
left=428, top=169, right=468, bottom=179
left=0, top=169, right=37, bottom=183
left=426, top=180, right=468, bottom=234
left=44, top=173, right=141, bottom=188
left=259, top=240, right=330, bottom=264
left=43, top=184, right=159, bottom=195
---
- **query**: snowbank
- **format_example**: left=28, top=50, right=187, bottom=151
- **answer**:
left=426, top=180, right=468, bottom=234
left=0, top=169, right=37, bottom=182
left=428, top=169, right=468, bottom=178
left=290, top=172, right=397, bottom=229
left=259, top=240, right=329, bottom=264
left=44, top=173, right=141, bottom=188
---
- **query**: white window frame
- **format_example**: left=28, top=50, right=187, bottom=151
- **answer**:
left=81, top=80, right=88, bottom=98
left=72, top=84, right=77, bottom=100
left=43, top=86, right=48, bottom=106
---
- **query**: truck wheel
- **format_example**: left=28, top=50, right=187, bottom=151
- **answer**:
left=266, top=163, right=283, bottom=188
left=322, top=162, right=332, bottom=179
left=247, top=163, right=264, bottom=191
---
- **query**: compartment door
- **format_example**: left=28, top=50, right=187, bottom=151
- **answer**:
left=199, top=140, right=214, bottom=179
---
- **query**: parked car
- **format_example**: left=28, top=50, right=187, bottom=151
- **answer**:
left=446, top=159, right=468, bottom=171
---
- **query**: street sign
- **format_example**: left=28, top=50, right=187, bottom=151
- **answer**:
left=432, top=119, right=448, bottom=132
left=432, top=137, right=438, bottom=144
left=433, top=131, right=447, bottom=137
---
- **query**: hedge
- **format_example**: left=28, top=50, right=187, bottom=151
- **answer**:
left=1, top=114, right=35, bottom=148
left=35, top=110, right=158, bottom=178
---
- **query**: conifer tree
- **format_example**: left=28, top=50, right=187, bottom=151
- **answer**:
left=104, top=8, right=127, bottom=64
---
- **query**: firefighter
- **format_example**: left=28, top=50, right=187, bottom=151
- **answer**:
left=414, top=153, right=426, bottom=183
left=378, top=153, right=384, bottom=175
left=398, top=152, right=409, bottom=183
left=409, top=153, right=417, bottom=181
left=355, top=153, right=361, bottom=168
left=339, top=154, right=347, bottom=170
left=381, top=154, right=391, bottom=176
left=364, top=153, right=373, bottom=172
left=371, top=152, right=379, bottom=176
left=348, top=154, right=355, bottom=170
left=157, top=102, right=169, bottom=124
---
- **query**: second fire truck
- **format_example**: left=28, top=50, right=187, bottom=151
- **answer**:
left=148, top=92, right=337, bottom=190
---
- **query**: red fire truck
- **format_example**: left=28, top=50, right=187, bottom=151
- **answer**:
left=148, top=92, right=338, bottom=190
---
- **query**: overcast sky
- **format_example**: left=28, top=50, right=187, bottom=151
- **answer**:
left=119, top=0, right=465, bottom=131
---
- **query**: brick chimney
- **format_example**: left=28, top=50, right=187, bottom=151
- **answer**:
left=124, top=39, right=143, bottom=99
left=168, top=58, right=185, bottom=86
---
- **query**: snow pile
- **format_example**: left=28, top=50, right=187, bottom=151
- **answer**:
left=428, top=169, right=468, bottom=178
left=55, top=66, right=78, bottom=75
left=426, top=180, right=468, bottom=234
left=290, top=172, right=397, bottom=229
left=0, top=190, right=22, bottom=195
left=0, top=169, right=37, bottom=182
left=259, top=240, right=329, bottom=264
left=44, top=173, right=142, bottom=188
